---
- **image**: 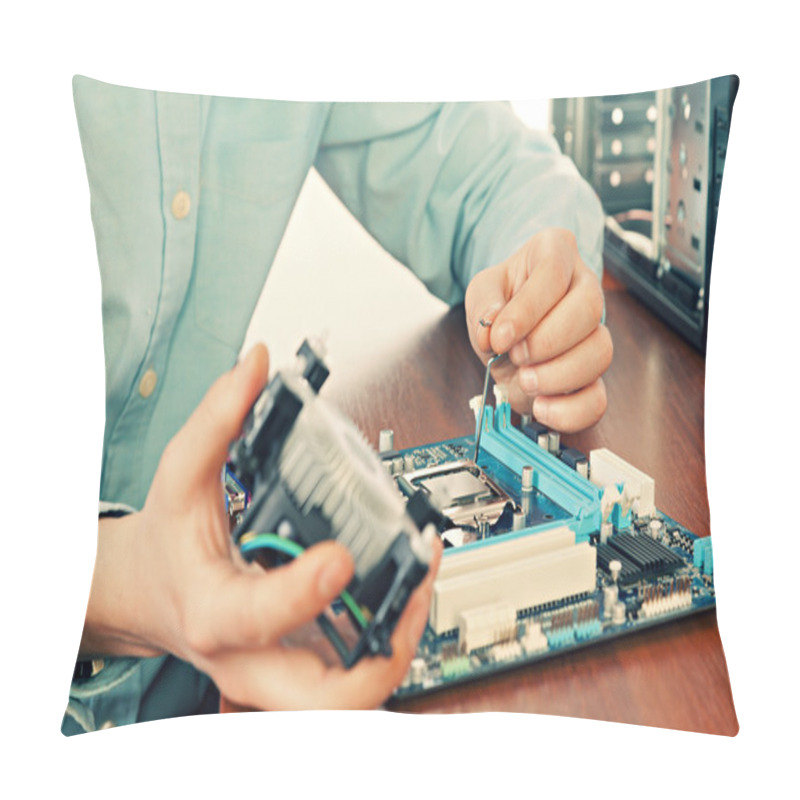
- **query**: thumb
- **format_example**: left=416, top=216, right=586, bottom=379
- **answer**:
left=466, top=262, right=508, bottom=356
left=203, top=540, right=356, bottom=651
left=171, top=343, right=270, bottom=484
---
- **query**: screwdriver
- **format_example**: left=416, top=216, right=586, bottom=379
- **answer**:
left=473, top=351, right=506, bottom=463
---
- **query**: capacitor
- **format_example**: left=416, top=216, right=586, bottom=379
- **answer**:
left=611, top=601, right=627, bottom=626
left=391, top=457, right=404, bottom=475
left=403, top=453, right=416, bottom=472
left=547, top=431, right=561, bottom=453
left=521, top=465, right=534, bottom=491
left=609, top=559, right=622, bottom=584
left=602, top=585, right=618, bottom=618
left=649, top=519, right=664, bottom=538
left=410, top=657, right=426, bottom=686
left=537, top=433, right=549, bottom=450
left=379, top=429, right=394, bottom=453
left=512, top=510, right=526, bottom=530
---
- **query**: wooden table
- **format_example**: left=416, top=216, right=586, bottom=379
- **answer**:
left=312, top=273, right=739, bottom=736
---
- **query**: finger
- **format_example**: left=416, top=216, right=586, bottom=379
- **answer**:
left=213, top=539, right=442, bottom=711
left=508, top=264, right=604, bottom=366
left=489, top=356, right=520, bottom=387
left=211, top=642, right=339, bottom=710
left=465, top=264, right=506, bottom=355
left=532, top=378, right=608, bottom=433
left=309, top=536, right=443, bottom=709
left=167, top=344, right=270, bottom=484
left=513, top=325, right=612, bottom=399
left=183, top=539, right=355, bottom=658
left=489, top=231, right=577, bottom=354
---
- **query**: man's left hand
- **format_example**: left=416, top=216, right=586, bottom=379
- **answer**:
left=465, top=228, right=612, bottom=433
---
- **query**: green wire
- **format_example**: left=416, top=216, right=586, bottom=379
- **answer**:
left=240, top=532, right=304, bottom=559
left=239, top=533, right=368, bottom=629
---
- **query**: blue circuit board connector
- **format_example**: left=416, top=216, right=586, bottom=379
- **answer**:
left=693, top=536, right=714, bottom=576
left=476, top=400, right=602, bottom=541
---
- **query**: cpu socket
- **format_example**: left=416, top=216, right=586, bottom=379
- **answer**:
left=401, top=460, right=512, bottom=528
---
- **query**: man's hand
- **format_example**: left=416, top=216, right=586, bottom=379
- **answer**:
left=81, top=344, right=441, bottom=710
left=465, top=228, right=612, bottom=433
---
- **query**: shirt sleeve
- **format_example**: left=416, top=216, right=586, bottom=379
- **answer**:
left=62, top=501, right=141, bottom=735
left=315, top=101, right=604, bottom=305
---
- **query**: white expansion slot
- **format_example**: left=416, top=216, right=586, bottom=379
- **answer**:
left=589, top=448, right=656, bottom=518
left=430, top=529, right=597, bottom=634
left=437, top=526, right=576, bottom=581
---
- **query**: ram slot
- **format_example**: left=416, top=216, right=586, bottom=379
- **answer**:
left=589, top=448, right=655, bottom=518
left=430, top=539, right=597, bottom=634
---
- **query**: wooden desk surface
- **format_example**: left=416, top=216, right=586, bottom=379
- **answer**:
left=316, top=276, right=738, bottom=736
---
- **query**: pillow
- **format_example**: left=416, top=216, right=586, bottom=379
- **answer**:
left=66, top=75, right=737, bottom=737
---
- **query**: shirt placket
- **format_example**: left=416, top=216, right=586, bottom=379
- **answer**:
left=102, top=92, right=203, bottom=507
left=83, top=92, right=204, bottom=730
left=138, top=91, right=202, bottom=415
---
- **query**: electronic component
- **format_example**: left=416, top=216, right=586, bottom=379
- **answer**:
left=521, top=621, right=548, bottom=655
left=551, top=76, right=738, bottom=351
left=379, top=429, right=394, bottom=453
left=551, top=91, right=658, bottom=215
left=457, top=602, right=517, bottom=653
left=546, top=602, right=602, bottom=648
left=227, top=339, right=434, bottom=667
left=430, top=527, right=596, bottom=634
left=640, top=577, right=693, bottom=619
left=602, top=584, right=618, bottom=618
left=597, top=532, right=683, bottom=585
left=693, top=536, right=714, bottom=576
left=223, top=465, right=248, bottom=519
left=590, top=447, right=656, bottom=520
left=490, top=640, right=523, bottom=663
left=225, top=352, right=716, bottom=696
left=400, top=460, right=511, bottom=529
left=441, top=655, right=472, bottom=679
left=611, top=601, right=627, bottom=626
left=387, top=392, right=716, bottom=700
left=409, top=657, right=427, bottom=686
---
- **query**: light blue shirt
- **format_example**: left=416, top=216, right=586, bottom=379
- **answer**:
left=65, top=75, right=604, bottom=733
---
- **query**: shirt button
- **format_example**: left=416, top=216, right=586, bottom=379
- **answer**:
left=171, top=190, right=191, bottom=220
left=139, top=369, right=158, bottom=398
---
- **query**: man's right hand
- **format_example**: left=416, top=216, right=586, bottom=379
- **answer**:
left=81, top=344, right=440, bottom=710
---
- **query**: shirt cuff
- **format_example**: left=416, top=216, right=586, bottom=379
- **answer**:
left=98, top=500, right=137, bottom=517
left=63, top=501, right=141, bottom=734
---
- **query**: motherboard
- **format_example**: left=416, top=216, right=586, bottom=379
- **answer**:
left=378, top=390, right=715, bottom=698
left=223, top=352, right=715, bottom=697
